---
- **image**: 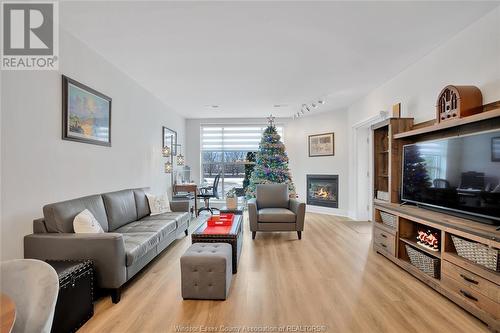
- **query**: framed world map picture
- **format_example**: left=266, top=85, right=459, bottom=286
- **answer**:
left=62, top=75, right=112, bottom=146
left=309, top=132, right=334, bottom=157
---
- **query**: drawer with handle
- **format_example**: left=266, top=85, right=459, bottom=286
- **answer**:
left=373, top=226, right=396, bottom=257
left=442, top=260, right=499, bottom=303
left=442, top=274, right=500, bottom=319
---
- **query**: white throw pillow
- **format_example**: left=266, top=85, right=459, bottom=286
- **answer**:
left=146, top=192, right=172, bottom=215
left=73, top=209, right=104, bottom=233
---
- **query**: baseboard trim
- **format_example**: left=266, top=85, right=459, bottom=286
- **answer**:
left=306, top=205, right=350, bottom=218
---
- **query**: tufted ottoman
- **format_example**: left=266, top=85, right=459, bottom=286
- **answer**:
left=180, top=243, right=232, bottom=300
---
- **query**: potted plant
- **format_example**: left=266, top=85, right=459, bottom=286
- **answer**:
left=225, top=188, right=238, bottom=210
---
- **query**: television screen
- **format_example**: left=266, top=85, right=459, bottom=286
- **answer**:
left=402, top=130, right=500, bottom=223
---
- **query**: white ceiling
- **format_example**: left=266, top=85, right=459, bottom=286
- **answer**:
left=60, top=1, right=499, bottom=119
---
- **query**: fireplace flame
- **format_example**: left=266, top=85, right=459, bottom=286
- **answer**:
left=315, top=188, right=330, bottom=199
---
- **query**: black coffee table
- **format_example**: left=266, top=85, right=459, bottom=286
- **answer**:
left=191, top=214, right=243, bottom=273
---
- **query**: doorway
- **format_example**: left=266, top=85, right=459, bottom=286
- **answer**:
left=352, top=112, right=388, bottom=221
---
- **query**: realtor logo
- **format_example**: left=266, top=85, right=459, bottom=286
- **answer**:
left=1, top=1, right=59, bottom=70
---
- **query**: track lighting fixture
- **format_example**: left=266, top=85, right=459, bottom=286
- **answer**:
left=293, top=98, right=327, bottom=119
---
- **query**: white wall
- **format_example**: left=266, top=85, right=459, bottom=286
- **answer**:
left=0, top=29, right=185, bottom=260
left=347, top=7, right=500, bottom=217
left=185, top=110, right=350, bottom=216
left=285, top=109, right=350, bottom=216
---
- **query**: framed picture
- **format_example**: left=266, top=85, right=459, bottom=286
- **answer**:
left=492, top=137, right=500, bottom=162
left=308, top=132, right=334, bottom=157
left=62, top=75, right=112, bottom=146
left=163, top=126, right=177, bottom=155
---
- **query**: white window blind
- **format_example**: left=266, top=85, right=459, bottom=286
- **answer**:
left=201, top=125, right=284, bottom=151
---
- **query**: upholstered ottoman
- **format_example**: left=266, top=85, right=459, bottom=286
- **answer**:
left=180, top=243, right=232, bottom=300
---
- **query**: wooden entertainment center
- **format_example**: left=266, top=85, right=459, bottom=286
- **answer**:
left=372, top=101, right=500, bottom=331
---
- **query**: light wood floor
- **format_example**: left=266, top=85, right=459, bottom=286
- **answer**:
left=79, top=213, right=489, bottom=333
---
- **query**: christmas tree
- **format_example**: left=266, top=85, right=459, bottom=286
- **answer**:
left=246, top=116, right=296, bottom=198
left=403, top=145, right=431, bottom=200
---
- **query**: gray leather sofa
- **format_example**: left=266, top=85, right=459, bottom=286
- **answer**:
left=24, top=188, right=190, bottom=303
left=248, top=184, right=306, bottom=240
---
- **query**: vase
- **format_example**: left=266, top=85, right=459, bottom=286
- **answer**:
left=226, top=197, right=237, bottom=210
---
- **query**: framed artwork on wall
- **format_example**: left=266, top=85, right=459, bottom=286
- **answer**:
left=62, top=75, right=112, bottom=146
left=308, top=132, right=334, bottom=157
left=163, top=126, right=177, bottom=155
left=492, top=137, right=500, bottom=162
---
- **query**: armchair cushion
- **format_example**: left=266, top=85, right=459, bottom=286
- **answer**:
left=256, top=184, right=289, bottom=209
left=258, top=208, right=296, bottom=223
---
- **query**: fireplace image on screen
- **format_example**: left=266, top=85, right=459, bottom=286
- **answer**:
left=307, top=175, right=339, bottom=208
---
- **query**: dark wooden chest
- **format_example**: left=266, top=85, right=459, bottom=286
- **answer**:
left=46, top=260, right=94, bottom=333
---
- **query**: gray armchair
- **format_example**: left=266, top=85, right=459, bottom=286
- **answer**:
left=248, top=184, right=306, bottom=239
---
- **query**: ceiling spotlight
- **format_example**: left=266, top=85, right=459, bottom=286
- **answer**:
left=318, top=100, right=325, bottom=104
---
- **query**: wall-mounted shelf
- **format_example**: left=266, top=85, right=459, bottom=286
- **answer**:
left=394, top=104, right=500, bottom=139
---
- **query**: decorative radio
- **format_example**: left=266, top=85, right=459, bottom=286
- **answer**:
left=436, top=85, right=482, bottom=123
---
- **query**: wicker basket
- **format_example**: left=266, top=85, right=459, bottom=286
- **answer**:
left=405, top=245, right=440, bottom=278
left=380, top=211, right=397, bottom=229
left=451, top=235, right=499, bottom=272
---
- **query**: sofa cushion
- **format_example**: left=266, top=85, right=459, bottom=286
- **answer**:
left=133, top=188, right=150, bottom=219
left=115, top=220, right=176, bottom=242
left=73, top=209, right=104, bottom=233
left=258, top=208, right=296, bottom=223
left=102, top=190, right=138, bottom=231
left=256, top=184, right=289, bottom=209
left=146, top=192, right=171, bottom=215
left=140, top=212, right=190, bottom=229
left=43, top=195, right=109, bottom=233
left=121, top=232, right=159, bottom=266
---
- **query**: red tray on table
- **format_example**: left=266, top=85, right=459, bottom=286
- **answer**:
left=207, top=213, right=234, bottom=227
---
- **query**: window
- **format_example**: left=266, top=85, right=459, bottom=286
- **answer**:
left=201, top=124, right=284, bottom=199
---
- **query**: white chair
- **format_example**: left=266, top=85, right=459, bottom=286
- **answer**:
left=0, top=259, right=59, bottom=333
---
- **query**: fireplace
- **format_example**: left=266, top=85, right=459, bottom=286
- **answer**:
left=306, top=175, right=339, bottom=208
